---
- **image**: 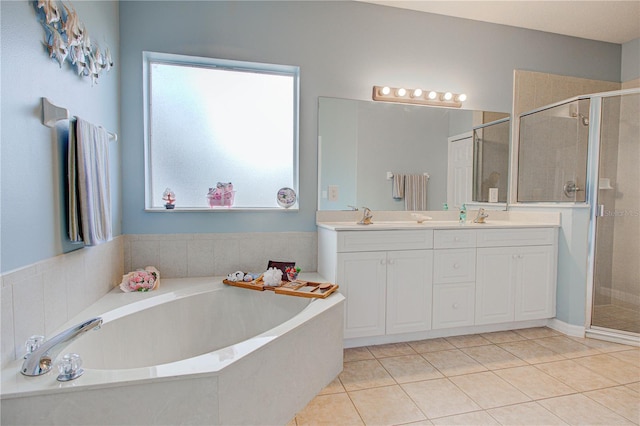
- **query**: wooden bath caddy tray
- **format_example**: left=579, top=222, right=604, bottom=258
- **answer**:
left=223, top=278, right=338, bottom=299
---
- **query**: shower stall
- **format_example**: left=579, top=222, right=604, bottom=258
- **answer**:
left=518, top=89, right=640, bottom=342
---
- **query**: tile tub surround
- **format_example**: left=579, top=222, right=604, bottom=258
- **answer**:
left=1, top=237, right=124, bottom=369
left=2, top=231, right=318, bottom=369
left=292, top=328, right=640, bottom=425
left=2, top=276, right=345, bottom=425
left=124, top=231, right=318, bottom=278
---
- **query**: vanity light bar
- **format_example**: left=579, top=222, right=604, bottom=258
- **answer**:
left=372, top=85, right=466, bottom=108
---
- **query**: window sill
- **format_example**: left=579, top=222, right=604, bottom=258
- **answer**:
left=145, top=207, right=299, bottom=212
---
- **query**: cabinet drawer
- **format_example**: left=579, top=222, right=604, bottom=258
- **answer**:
left=433, top=282, right=475, bottom=329
left=337, top=230, right=433, bottom=252
left=476, top=227, right=556, bottom=247
left=433, top=248, right=476, bottom=283
left=434, top=230, right=476, bottom=248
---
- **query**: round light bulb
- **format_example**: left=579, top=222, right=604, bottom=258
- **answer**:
left=443, top=92, right=453, bottom=101
left=396, top=88, right=407, bottom=97
left=428, top=91, right=437, bottom=100
left=380, top=86, right=391, bottom=96
left=412, top=88, right=423, bottom=98
left=457, top=93, right=467, bottom=102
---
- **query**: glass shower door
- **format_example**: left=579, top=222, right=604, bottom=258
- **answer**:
left=591, top=92, right=640, bottom=335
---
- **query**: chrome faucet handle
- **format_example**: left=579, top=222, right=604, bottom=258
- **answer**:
left=57, top=353, right=84, bottom=382
left=358, top=207, right=373, bottom=225
left=24, top=335, right=45, bottom=359
left=347, top=205, right=359, bottom=211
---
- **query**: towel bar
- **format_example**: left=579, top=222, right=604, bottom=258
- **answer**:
left=41, top=97, right=117, bottom=141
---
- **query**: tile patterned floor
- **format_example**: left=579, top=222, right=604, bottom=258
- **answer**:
left=289, top=328, right=640, bottom=425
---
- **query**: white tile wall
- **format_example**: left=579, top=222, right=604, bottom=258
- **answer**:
left=1, top=231, right=318, bottom=369
left=0, top=237, right=124, bottom=368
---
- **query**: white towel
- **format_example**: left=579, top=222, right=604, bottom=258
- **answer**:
left=392, top=173, right=405, bottom=199
left=404, top=174, right=429, bottom=211
left=68, top=117, right=112, bottom=245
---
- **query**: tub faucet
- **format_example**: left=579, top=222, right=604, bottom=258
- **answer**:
left=358, top=207, right=373, bottom=225
left=20, top=317, right=102, bottom=377
left=474, top=208, right=489, bottom=224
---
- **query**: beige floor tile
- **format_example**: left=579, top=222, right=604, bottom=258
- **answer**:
left=498, top=339, right=565, bottom=364
left=445, top=334, right=492, bottom=348
left=408, top=338, right=456, bottom=353
left=317, top=377, right=345, bottom=395
left=402, top=378, right=481, bottom=419
left=422, top=349, right=487, bottom=377
left=538, top=393, right=635, bottom=425
left=574, top=353, right=640, bottom=385
left=431, top=410, right=499, bottom=425
left=514, top=327, right=561, bottom=339
left=534, top=359, right=618, bottom=392
left=367, top=342, right=417, bottom=358
left=533, top=336, right=601, bottom=358
left=494, top=365, right=575, bottom=400
left=569, top=336, right=635, bottom=353
left=626, top=382, right=640, bottom=393
left=487, top=401, right=568, bottom=425
left=402, top=420, right=434, bottom=425
left=609, top=348, right=640, bottom=365
left=339, top=359, right=395, bottom=391
left=480, top=330, right=527, bottom=344
left=349, top=385, right=427, bottom=425
left=449, top=371, right=530, bottom=409
left=295, top=393, right=364, bottom=426
left=584, top=385, right=640, bottom=423
left=378, top=354, right=443, bottom=383
left=461, top=344, right=528, bottom=370
left=344, top=346, right=374, bottom=362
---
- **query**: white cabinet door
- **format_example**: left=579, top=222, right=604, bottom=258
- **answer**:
left=386, top=250, right=433, bottom=334
left=515, top=245, right=556, bottom=321
left=337, top=251, right=387, bottom=338
left=477, top=245, right=556, bottom=325
left=475, top=247, right=516, bottom=325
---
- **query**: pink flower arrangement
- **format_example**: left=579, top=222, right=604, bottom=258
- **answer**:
left=120, top=266, right=160, bottom=292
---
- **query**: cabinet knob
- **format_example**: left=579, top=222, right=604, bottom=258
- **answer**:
left=452, top=303, right=459, bottom=309
left=453, top=263, right=460, bottom=269
left=389, top=259, right=395, bottom=265
left=454, top=237, right=460, bottom=242
left=380, top=259, right=386, bottom=265
left=518, top=254, right=524, bottom=259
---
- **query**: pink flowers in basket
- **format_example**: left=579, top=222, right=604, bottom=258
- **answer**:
left=120, top=266, right=160, bottom=292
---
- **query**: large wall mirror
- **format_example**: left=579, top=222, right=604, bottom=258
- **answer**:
left=318, top=97, right=509, bottom=211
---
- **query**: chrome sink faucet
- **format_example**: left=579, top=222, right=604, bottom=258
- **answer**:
left=358, top=207, right=373, bottom=225
left=21, top=317, right=103, bottom=376
left=474, top=208, right=489, bottom=223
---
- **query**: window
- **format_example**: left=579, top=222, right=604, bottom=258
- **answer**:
left=143, top=51, right=299, bottom=210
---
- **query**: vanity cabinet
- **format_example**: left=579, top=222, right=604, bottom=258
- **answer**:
left=318, top=224, right=558, bottom=344
left=319, top=229, right=433, bottom=339
left=475, top=228, right=557, bottom=325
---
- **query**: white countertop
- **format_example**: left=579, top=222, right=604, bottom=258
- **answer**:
left=316, top=219, right=560, bottom=231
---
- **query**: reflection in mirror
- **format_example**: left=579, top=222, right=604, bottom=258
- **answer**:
left=318, top=97, right=509, bottom=211
left=473, top=118, right=510, bottom=203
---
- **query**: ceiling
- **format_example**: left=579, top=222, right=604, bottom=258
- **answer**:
left=357, top=1, right=640, bottom=44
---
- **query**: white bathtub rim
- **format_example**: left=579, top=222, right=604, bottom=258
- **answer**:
left=1, top=275, right=344, bottom=400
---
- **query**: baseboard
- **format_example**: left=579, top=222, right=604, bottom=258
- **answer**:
left=546, top=318, right=585, bottom=337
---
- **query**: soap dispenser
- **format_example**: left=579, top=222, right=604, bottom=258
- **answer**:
left=459, top=203, right=467, bottom=224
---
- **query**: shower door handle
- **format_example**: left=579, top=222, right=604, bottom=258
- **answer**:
left=563, top=181, right=583, bottom=197
left=596, top=204, right=605, bottom=217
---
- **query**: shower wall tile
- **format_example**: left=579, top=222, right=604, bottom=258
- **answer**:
left=1, top=284, right=15, bottom=366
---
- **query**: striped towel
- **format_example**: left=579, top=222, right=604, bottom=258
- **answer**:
left=404, top=174, right=429, bottom=210
left=68, top=117, right=112, bottom=245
